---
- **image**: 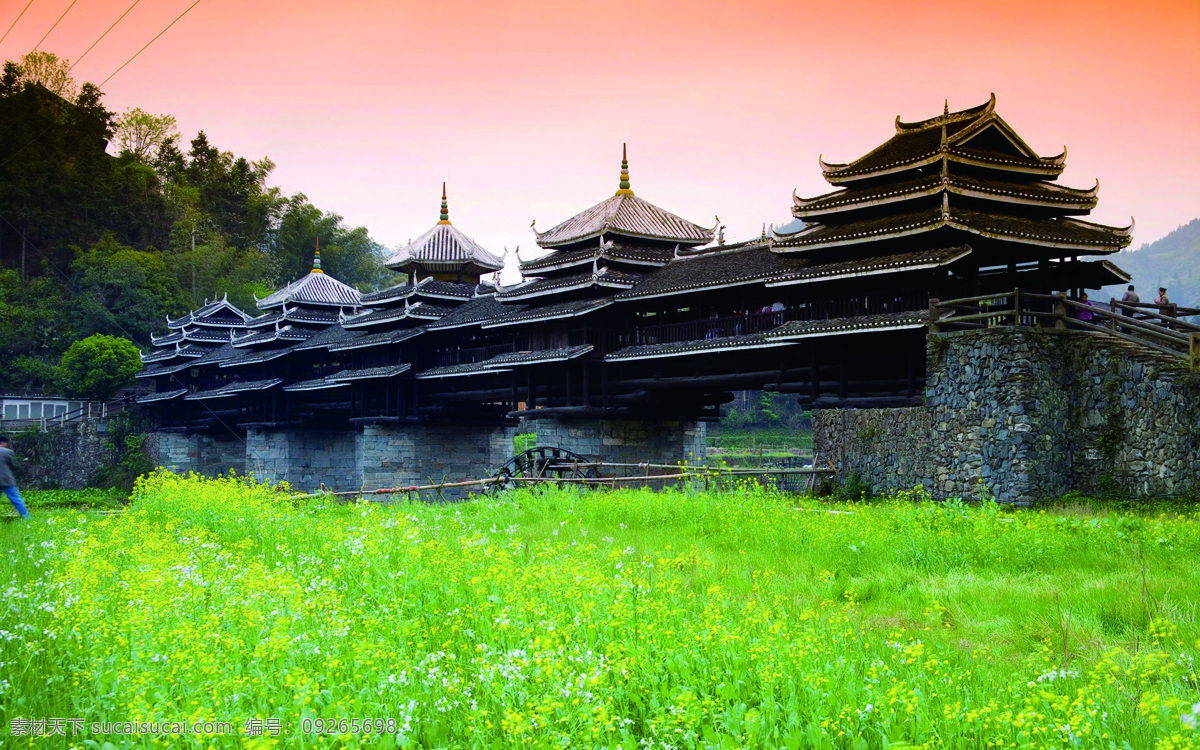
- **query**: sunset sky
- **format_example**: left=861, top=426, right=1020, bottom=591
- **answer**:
left=2, top=0, right=1197, bottom=272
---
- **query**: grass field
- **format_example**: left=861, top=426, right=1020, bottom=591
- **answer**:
left=2, top=472, right=1199, bottom=749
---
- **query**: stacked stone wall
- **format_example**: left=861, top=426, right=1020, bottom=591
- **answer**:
left=356, top=424, right=517, bottom=499
left=148, top=432, right=245, bottom=479
left=814, top=329, right=1200, bottom=503
left=12, top=421, right=115, bottom=489
left=245, top=428, right=359, bottom=491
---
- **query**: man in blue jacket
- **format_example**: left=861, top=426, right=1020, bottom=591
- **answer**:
left=0, top=435, right=30, bottom=520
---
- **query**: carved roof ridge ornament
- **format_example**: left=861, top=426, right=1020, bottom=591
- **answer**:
left=894, top=92, right=996, bottom=133
left=312, top=239, right=323, bottom=274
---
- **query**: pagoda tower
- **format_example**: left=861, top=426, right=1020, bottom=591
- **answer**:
left=505, top=144, right=716, bottom=307
left=135, top=296, right=251, bottom=408
left=384, top=184, right=505, bottom=285
left=775, top=94, right=1133, bottom=293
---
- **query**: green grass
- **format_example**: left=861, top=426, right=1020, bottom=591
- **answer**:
left=706, top=427, right=814, bottom=452
left=2, top=473, right=1198, bottom=749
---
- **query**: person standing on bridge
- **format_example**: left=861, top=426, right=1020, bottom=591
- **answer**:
left=0, top=436, right=30, bottom=520
left=1120, top=285, right=1139, bottom=332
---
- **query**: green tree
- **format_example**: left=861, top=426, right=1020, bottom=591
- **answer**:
left=70, top=234, right=190, bottom=344
left=112, top=107, right=178, bottom=163
left=14, top=51, right=77, bottom=99
left=59, top=334, right=142, bottom=400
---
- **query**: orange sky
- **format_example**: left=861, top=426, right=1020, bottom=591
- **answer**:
left=2, top=0, right=1197, bottom=269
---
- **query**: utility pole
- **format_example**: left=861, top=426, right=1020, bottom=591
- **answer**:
left=191, top=224, right=197, bottom=304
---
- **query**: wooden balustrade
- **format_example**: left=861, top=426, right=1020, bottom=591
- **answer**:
left=931, top=289, right=1198, bottom=366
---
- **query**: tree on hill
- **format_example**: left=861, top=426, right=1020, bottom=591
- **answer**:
left=112, top=108, right=179, bottom=164
left=0, top=54, right=388, bottom=392
left=59, top=334, right=142, bottom=401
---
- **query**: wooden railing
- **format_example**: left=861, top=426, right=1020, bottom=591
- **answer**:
left=0, top=394, right=139, bottom=433
left=628, top=308, right=800, bottom=347
left=929, top=289, right=1200, bottom=367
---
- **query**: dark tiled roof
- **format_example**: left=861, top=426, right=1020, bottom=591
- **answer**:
left=360, top=278, right=476, bottom=305
left=290, top=325, right=362, bottom=351
left=485, top=345, right=592, bottom=367
left=384, top=223, right=504, bottom=274
left=140, top=344, right=206, bottom=364
left=605, top=333, right=796, bottom=362
left=231, top=327, right=313, bottom=348
left=765, top=247, right=971, bottom=287
left=416, top=361, right=513, bottom=379
left=534, top=192, right=713, bottom=248
left=416, top=345, right=593, bottom=379
left=149, top=330, right=184, bottom=346
left=426, top=296, right=525, bottom=330
left=187, top=342, right=242, bottom=367
left=136, top=388, right=188, bottom=404
left=820, top=96, right=1065, bottom=183
left=282, top=377, right=350, bottom=392
left=481, top=297, right=611, bottom=328
left=616, top=245, right=804, bottom=301
left=219, top=347, right=295, bottom=368
left=134, top=360, right=197, bottom=379
left=183, top=328, right=237, bottom=343
left=519, top=240, right=676, bottom=274
left=165, top=298, right=250, bottom=329
left=329, top=327, right=426, bottom=352
left=951, top=208, right=1132, bottom=251
left=328, top=364, right=412, bottom=381
left=792, top=173, right=1098, bottom=219
left=820, top=127, right=945, bottom=181
left=245, top=312, right=284, bottom=328
left=245, top=308, right=339, bottom=328
left=184, top=378, right=282, bottom=400
left=497, top=269, right=641, bottom=301
left=767, top=311, right=929, bottom=340
left=342, top=301, right=456, bottom=329
left=256, top=271, right=362, bottom=309
left=773, top=205, right=1131, bottom=252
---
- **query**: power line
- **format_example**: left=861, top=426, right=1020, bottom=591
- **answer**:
left=99, top=0, right=203, bottom=87
left=1, top=0, right=204, bottom=170
left=0, top=0, right=36, bottom=47
left=30, top=0, right=78, bottom=52
left=67, top=0, right=143, bottom=74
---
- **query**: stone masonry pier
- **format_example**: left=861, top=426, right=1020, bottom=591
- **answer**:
left=149, top=418, right=706, bottom=498
left=814, top=329, right=1200, bottom=503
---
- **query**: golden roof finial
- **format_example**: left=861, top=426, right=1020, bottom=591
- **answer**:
left=438, top=182, right=451, bottom=224
left=615, top=143, right=634, bottom=196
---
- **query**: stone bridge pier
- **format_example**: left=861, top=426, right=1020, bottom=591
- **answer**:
left=148, top=418, right=707, bottom=498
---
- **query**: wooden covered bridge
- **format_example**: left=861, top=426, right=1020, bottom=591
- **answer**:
left=135, top=96, right=1194, bottom=495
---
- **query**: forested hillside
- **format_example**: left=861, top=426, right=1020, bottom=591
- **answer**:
left=1103, top=219, right=1200, bottom=310
left=0, top=52, right=389, bottom=393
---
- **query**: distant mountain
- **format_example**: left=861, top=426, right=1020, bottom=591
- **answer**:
left=1102, top=219, right=1200, bottom=310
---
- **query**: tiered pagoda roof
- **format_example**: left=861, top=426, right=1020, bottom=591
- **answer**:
left=136, top=295, right=251, bottom=390
left=504, top=145, right=715, bottom=314
left=255, top=249, right=363, bottom=310
left=384, top=185, right=505, bottom=280
left=775, top=95, right=1133, bottom=266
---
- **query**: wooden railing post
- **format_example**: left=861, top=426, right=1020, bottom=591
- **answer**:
left=1054, top=293, right=1067, bottom=329
left=1191, top=333, right=1200, bottom=370
left=1013, top=287, right=1020, bottom=327
left=928, top=298, right=940, bottom=334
